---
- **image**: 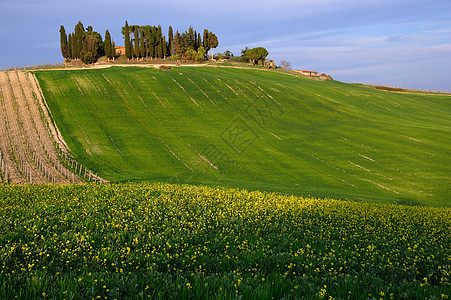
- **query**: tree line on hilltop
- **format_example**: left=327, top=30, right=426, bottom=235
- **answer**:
left=59, top=22, right=114, bottom=64
left=59, top=21, right=219, bottom=64
left=122, top=21, right=218, bottom=62
left=59, top=21, right=272, bottom=66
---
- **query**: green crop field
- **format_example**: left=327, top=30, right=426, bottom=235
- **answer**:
left=35, top=66, right=451, bottom=207
left=0, top=183, right=450, bottom=299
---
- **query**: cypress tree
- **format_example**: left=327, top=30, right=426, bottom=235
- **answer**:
left=197, top=33, right=202, bottom=52
left=112, top=40, right=116, bottom=60
left=74, top=21, right=85, bottom=59
left=124, top=21, right=131, bottom=60
left=188, top=26, right=194, bottom=49
left=194, top=30, right=198, bottom=51
left=134, top=27, right=140, bottom=58
left=104, top=29, right=113, bottom=60
left=149, top=26, right=156, bottom=58
left=168, top=26, right=173, bottom=56
left=162, top=36, right=167, bottom=58
left=67, top=33, right=72, bottom=59
left=203, top=30, right=209, bottom=54
left=59, top=25, right=69, bottom=59
left=156, top=25, right=162, bottom=58
left=174, top=31, right=180, bottom=55
left=70, top=34, right=76, bottom=59
left=138, top=30, right=144, bottom=58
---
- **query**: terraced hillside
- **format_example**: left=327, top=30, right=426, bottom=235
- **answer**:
left=0, top=70, right=102, bottom=184
left=35, top=67, right=451, bottom=206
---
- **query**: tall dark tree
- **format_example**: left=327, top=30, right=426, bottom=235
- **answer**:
left=162, top=36, right=167, bottom=58
left=203, top=30, right=209, bottom=53
left=112, top=40, right=115, bottom=60
left=197, top=33, right=202, bottom=52
left=149, top=26, right=156, bottom=58
left=194, top=30, right=198, bottom=50
left=168, top=26, right=173, bottom=56
left=123, top=21, right=131, bottom=60
left=134, top=27, right=140, bottom=58
left=141, top=25, right=153, bottom=58
left=67, top=33, right=73, bottom=59
left=139, top=28, right=145, bottom=58
left=187, top=26, right=195, bottom=50
left=156, top=25, right=162, bottom=58
left=174, top=31, right=180, bottom=55
left=74, top=21, right=85, bottom=59
left=59, top=25, right=69, bottom=59
left=70, top=34, right=76, bottom=59
left=104, top=29, right=113, bottom=60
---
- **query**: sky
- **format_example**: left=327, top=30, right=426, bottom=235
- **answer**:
left=0, top=0, right=450, bottom=91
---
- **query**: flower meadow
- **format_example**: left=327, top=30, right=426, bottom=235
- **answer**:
left=0, top=183, right=450, bottom=299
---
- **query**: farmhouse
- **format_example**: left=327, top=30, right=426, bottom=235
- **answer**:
left=114, top=46, right=126, bottom=56
left=293, top=69, right=319, bottom=76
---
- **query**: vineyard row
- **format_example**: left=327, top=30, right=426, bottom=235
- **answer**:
left=0, top=70, right=106, bottom=185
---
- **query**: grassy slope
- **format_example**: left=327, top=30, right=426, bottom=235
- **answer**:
left=35, top=67, right=451, bottom=206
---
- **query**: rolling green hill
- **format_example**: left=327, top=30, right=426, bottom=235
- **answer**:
left=35, top=66, right=451, bottom=206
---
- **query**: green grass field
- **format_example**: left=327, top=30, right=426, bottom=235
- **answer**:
left=35, top=66, right=451, bottom=206
left=0, top=183, right=449, bottom=299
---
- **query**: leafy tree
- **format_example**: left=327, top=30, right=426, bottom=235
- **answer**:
left=59, top=25, right=69, bottom=59
left=86, top=30, right=104, bottom=57
left=207, top=32, right=218, bottom=59
left=243, top=47, right=268, bottom=64
left=223, top=50, right=233, bottom=59
left=184, top=45, right=206, bottom=62
left=196, top=46, right=206, bottom=62
left=80, top=34, right=99, bottom=64
left=197, top=33, right=202, bottom=52
left=123, top=21, right=132, bottom=60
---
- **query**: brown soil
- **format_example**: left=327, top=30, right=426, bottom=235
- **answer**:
left=0, top=70, right=86, bottom=184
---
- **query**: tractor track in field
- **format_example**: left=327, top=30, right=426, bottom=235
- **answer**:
left=0, top=70, right=106, bottom=185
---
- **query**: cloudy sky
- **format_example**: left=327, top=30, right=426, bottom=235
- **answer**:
left=1, top=0, right=450, bottom=91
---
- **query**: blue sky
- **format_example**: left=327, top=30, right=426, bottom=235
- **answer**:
left=0, top=0, right=450, bottom=91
